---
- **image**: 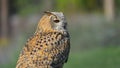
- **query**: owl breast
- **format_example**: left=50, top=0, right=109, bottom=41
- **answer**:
left=29, top=31, right=70, bottom=67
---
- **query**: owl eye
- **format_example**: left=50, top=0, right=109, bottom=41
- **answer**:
left=53, top=20, right=60, bottom=23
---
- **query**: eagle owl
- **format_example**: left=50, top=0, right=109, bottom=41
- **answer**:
left=16, top=11, right=70, bottom=68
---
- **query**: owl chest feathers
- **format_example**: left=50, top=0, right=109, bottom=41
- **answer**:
left=20, top=31, right=70, bottom=67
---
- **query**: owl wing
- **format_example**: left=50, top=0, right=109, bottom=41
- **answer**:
left=48, top=32, right=70, bottom=68
left=65, top=39, right=70, bottom=63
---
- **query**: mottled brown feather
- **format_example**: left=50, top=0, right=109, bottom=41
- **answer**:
left=16, top=12, right=70, bottom=68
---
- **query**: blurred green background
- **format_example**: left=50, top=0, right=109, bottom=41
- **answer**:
left=0, top=0, right=120, bottom=68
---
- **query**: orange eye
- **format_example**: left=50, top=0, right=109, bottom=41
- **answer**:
left=53, top=20, right=60, bottom=23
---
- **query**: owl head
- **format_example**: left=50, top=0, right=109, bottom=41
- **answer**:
left=37, top=11, right=67, bottom=33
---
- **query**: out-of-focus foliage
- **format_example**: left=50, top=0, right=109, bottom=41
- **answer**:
left=56, top=0, right=103, bottom=13
left=14, top=0, right=42, bottom=15
left=78, top=0, right=103, bottom=12
left=12, top=0, right=120, bottom=15
left=13, top=0, right=104, bottom=15
left=56, top=0, right=78, bottom=13
left=116, top=0, right=120, bottom=13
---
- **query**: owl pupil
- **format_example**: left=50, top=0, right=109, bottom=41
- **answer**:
left=53, top=20, right=59, bottom=23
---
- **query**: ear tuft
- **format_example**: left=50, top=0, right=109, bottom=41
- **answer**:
left=44, top=11, right=52, bottom=15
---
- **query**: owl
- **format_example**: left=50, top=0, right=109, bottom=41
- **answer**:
left=16, top=11, right=70, bottom=68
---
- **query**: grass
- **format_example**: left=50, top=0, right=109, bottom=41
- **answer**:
left=64, top=47, right=120, bottom=68
left=1, top=47, right=120, bottom=68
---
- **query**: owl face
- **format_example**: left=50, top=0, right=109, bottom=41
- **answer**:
left=50, top=12, right=67, bottom=31
left=37, top=11, right=67, bottom=33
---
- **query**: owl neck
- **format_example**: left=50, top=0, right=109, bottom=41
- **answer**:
left=35, top=28, right=68, bottom=35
